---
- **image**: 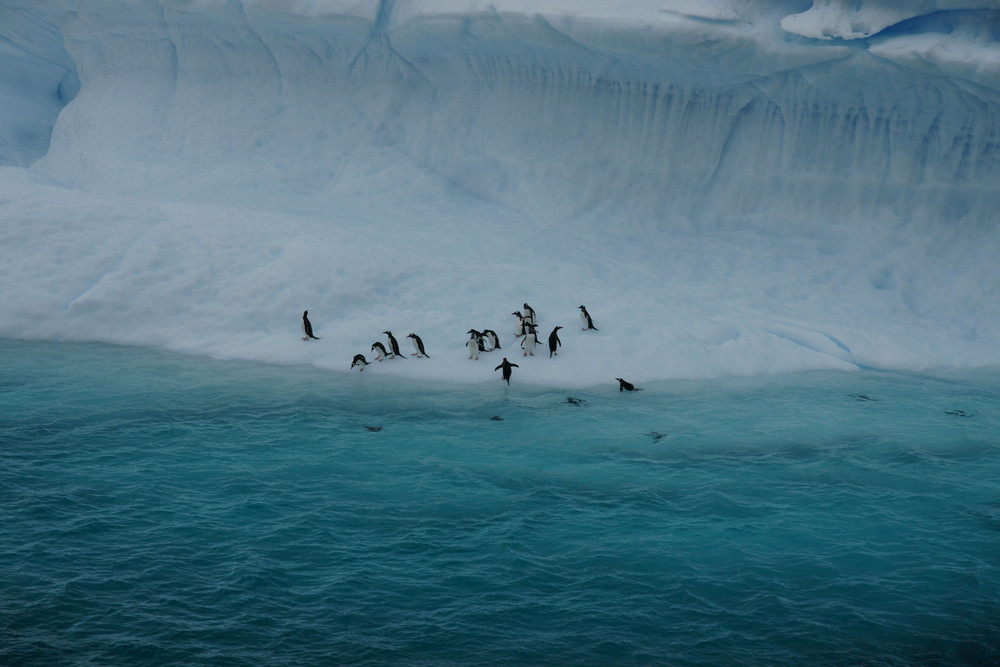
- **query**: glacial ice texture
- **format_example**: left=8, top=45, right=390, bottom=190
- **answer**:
left=1, top=1, right=999, bottom=385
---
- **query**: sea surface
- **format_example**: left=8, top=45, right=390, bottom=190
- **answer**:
left=2, top=340, right=999, bottom=665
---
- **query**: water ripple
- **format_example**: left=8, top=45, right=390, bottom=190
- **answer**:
left=2, top=342, right=999, bottom=665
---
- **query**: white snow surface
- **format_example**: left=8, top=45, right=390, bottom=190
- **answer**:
left=1, top=0, right=999, bottom=387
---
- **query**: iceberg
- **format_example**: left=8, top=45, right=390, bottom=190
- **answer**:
left=1, top=1, right=998, bottom=386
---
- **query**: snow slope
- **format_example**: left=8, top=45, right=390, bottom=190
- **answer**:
left=1, top=1, right=999, bottom=386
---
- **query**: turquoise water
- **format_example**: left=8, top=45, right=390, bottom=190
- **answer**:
left=2, top=340, right=999, bottom=665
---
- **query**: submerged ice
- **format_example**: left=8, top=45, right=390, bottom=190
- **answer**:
left=1, top=1, right=999, bottom=386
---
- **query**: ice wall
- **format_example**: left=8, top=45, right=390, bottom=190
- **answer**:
left=0, top=1, right=77, bottom=166
left=30, top=0, right=1000, bottom=228
left=2, top=1, right=999, bottom=384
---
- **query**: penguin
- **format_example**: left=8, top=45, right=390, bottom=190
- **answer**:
left=407, top=333, right=429, bottom=358
left=466, top=331, right=481, bottom=360
left=482, top=329, right=501, bottom=351
left=579, top=305, right=598, bottom=331
left=616, top=377, right=636, bottom=392
left=467, top=329, right=486, bottom=352
left=371, top=341, right=388, bottom=361
left=383, top=331, right=405, bottom=359
left=548, top=326, right=563, bottom=358
left=302, top=310, right=320, bottom=340
left=495, top=357, right=519, bottom=385
left=520, top=323, right=540, bottom=357
left=352, top=354, right=369, bottom=371
left=522, top=303, right=536, bottom=325
left=512, top=311, right=526, bottom=337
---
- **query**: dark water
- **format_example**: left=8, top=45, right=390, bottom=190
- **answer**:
left=2, top=340, right=999, bottom=665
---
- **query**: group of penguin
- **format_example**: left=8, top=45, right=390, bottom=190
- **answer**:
left=301, top=304, right=637, bottom=391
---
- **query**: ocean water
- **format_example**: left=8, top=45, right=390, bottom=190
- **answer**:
left=2, top=340, right=999, bottom=666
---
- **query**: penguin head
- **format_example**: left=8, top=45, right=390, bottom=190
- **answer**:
left=579, top=305, right=587, bottom=311
left=303, top=310, right=309, bottom=316
left=383, top=330, right=391, bottom=335
left=553, top=326, right=563, bottom=331
left=512, top=311, right=521, bottom=317
left=406, top=333, right=416, bottom=339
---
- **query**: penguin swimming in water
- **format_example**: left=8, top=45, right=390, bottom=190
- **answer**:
left=512, top=312, right=527, bottom=338
left=495, top=358, right=519, bottom=385
left=383, top=331, right=405, bottom=359
left=407, top=333, right=429, bottom=358
left=371, top=341, right=388, bottom=361
left=616, top=378, right=637, bottom=392
left=482, top=329, right=501, bottom=351
left=352, top=354, right=370, bottom=371
left=579, top=305, right=598, bottom=331
left=466, top=331, right=482, bottom=360
left=548, top=326, right=563, bottom=358
left=521, top=323, right=541, bottom=357
left=302, top=310, right=320, bottom=340
left=522, top=303, right=536, bottom=325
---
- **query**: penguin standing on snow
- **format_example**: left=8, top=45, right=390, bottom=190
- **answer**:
left=371, top=341, right=388, bottom=361
left=522, top=303, right=536, bottom=325
left=548, top=326, right=563, bottom=358
left=466, top=331, right=482, bottom=360
left=383, top=331, right=405, bottom=359
left=512, top=312, right=527, bottom=338
left=302, top=310, right=320, bottom=340
left=482, top=329, right=500, bottom=351
left=467, top=329, right=486, bottom=352
left=521, top=323, right=541, bottom=357
left=495, top=358, right=519, bottom=385
left=579, top=305, right=598, bottom=331
left=352, top=354, right=370, bottom=371
left=616, top=378, right=637, bottom=392
left=407, top=333, right=429, bottom=358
